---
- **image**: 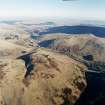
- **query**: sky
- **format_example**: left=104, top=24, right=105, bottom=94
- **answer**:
left=0, top=0, right=105, bottom=20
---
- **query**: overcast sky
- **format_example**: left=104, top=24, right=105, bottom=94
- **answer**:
left=0, top=0, right=105, bottom=20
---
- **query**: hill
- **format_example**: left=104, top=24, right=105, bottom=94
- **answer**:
left=0, top=47, right=86, bottom=105
left=39, top=25, right=105, bottom=37
left=39, top=34, right=105, bottom=62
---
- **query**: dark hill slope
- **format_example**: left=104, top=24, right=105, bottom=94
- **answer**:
left=39, top=25, right=105, bottom=37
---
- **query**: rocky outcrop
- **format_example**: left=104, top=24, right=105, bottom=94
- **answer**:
left=0, top=48, right=87, bottom=105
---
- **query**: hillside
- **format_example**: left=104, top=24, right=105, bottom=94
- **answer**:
left=0, top=40, right=28, bottom=59
left=39, top=34, right=105, bottom=62
left=39, top=25, right=105, bottom=37
left=0, top=47, right=87, bottom=105
left=38, top=34, right=105, bottom=105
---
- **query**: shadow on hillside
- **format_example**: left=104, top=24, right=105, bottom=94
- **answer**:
left=75, top=72, right=105, bottom=105
left=17, top=53, right=34, bottom=78
left=39, top=25, right=105, bottom=37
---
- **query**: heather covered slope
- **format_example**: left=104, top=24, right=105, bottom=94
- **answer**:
left=0, top=48, right=87, bottom=105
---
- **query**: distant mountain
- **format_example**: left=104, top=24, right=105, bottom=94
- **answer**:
left=39, top=25, right=105, bottom=37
